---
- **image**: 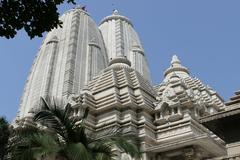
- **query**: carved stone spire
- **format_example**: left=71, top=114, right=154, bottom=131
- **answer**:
left=17, top=8, right=108, bottom=118
left=99, top=10, right=151, bottom=82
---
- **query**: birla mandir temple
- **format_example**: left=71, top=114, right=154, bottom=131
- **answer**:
left=15, top=7, right=240, bottom=160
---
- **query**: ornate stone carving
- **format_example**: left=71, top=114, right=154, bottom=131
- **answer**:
left=154, top=55, right=224, bottom=125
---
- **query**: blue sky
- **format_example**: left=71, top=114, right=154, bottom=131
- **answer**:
left=0, top=0, right=240, bottom=121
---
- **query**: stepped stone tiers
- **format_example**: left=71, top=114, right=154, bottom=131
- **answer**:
left=71, top=56, right=156, bottom=138
left=17, top=7, right=240, bottom=160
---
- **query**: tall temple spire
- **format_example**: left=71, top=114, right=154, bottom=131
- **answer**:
left=17, top=7, right=108, bottom=118
left=99, top=11, right=151, bottom=82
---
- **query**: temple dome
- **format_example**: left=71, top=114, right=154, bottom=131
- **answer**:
left=99, top=10, right=152, bottom=82
left=17, top=7, right=108, bottom=118
left=100, top=9, right=133, bottom=26
left=84, top=56, right=156, bottom=113
left=154, top=55, right=224, bottom=121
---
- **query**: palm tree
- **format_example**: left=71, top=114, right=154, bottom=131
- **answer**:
left=10, top=98, right=141, bottom=160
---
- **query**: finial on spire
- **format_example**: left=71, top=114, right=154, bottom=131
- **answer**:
left=171, top=55, right=181, bottom=66
left=113, top=9, right=119, bottom=15
left=74, top=5, right=87, bottom=11
left=164, top=54, right=190, bottom=79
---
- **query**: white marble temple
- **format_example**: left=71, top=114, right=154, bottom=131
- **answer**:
left=16, top=8, right=240, bottom=160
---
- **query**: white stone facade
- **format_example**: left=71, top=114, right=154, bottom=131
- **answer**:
left=17, top=7, right=240, bottom=160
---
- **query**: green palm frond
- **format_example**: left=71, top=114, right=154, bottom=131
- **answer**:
left=65, top=143, right=91, bottom=160
left=34, top=97, right=88, bottom=144
left=95, top=153, right=114, bottom=160
left=92, top=133, right=141, bottom=159
left=11, top=97, right=141, bottom=160
left=113, top=134, right=141, bottom=159
left=40, top=97, right=51, bottom=111
left=12, top=147, right=34, bottom=160
left=34, top=99, right=71, bottom=142
left=30, top=133, right=61, bottom=159
left=11, top=133, right=60, bottom=160
left=89, top=141, right=115, bottom=160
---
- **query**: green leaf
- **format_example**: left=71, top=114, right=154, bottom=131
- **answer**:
left=65, top=143, right=91, bottom=160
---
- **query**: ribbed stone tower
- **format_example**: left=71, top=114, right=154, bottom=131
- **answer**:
left=18, top=7, right=108, bottom=118
left=99, top=10, right=151, bottom=82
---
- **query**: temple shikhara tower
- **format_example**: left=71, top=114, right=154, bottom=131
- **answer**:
left=16, top=7, right=240, bottom=160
